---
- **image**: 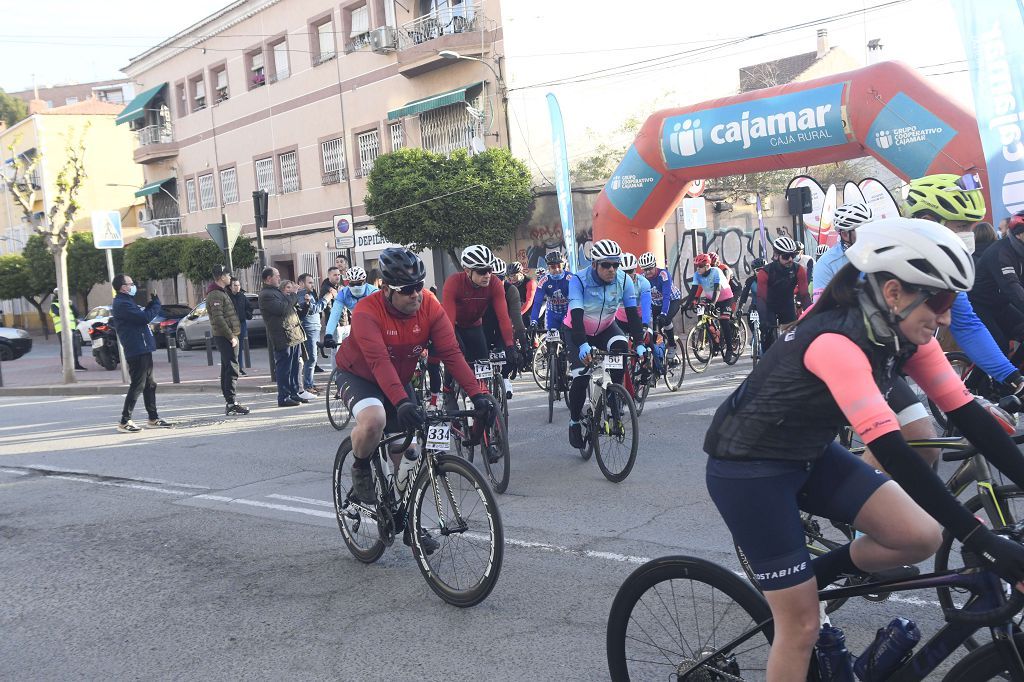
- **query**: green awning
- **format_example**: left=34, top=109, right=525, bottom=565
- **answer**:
left=387, top=82, right=483, bottom=121
left=115, top=83, right=167, bottom=125
left=134, top=177, right=174, bottom=198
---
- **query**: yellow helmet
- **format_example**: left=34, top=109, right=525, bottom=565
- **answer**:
left=904, top=174, right=986, bottom=223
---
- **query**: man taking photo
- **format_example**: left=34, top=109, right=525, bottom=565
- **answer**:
left=111, top=274, right=171, bottom=432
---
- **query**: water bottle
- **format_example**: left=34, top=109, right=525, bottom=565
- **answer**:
left=854, top=618, right=920, bottom=681
left=815, top=624, right=855, bottom=682
left=395, top=450, right=419, bottom=494
left=653, top=339, right=665, bottom=372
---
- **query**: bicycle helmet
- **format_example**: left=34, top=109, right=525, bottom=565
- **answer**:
left=544, top=251, right=565, bottom=266
left=507, top=261, right=523, bottom=276
left=816, top=244, right=829, bottom=257
left=535, top=268, right=546, bottom=278
left=795, top=241, right=805, bottom=252
left=905, top=174, right=986, bottom=222
left=379, top=248, right=426, bottom=287
left=706, top=251, right=719, bottom=267
left=833, top=202, right=873, bottom=231
left=590, top=239, right=622, bottom=261
left=694, top=253, right=712, bottom=267
left=346, top=266, right=367, bottom=282
left=620, top=252, right=638, bottom=271
left=772, top=236, right=798, bottom=255
left=461, top=244, right=494, bottom=269
left=751, top=257, right=766, bottom=270
left=1009, top=210, right=1024, bottom=236
left=638, top=252, right=657, bottom=269
left=845, top=218, right=974, bottom=291
left=491, top=257, right=507, bottom=276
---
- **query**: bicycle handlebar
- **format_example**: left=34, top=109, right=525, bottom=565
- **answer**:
left=943, top=587, right=1024, bottom=626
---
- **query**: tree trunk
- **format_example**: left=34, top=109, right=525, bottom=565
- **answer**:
left=54, top=249, right=76, bottom=384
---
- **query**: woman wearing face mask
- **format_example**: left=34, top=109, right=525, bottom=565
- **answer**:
left=324, top=266, right=378, bottom=348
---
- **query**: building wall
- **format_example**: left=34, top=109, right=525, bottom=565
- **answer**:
left=8, top=80, right=134, bottom=108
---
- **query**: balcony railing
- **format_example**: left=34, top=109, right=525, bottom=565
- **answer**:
left=136, top=124, right=174, bottom=147
left=321, top=169, right=347, bottom=185
left=397, top=3, right=481, bottom=50
left=312, top=51, right=337, bottom=66
left=141, top=218, right=182, bottom=237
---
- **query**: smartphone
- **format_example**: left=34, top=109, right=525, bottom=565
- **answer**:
left=959, top=172, right=983, bottom=191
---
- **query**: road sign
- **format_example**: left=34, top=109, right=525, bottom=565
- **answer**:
left=206, top=222, right=242, bottom=251
left=333, top=214, right=354, bottom=249
left=92, top=211, right=124, bottom=249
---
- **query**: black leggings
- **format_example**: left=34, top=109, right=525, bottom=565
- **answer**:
left=562, top=323, right=628, bottom=421
left=433, top=325, right=489, bottom=391
left=655, top=298, right=682, bottom=345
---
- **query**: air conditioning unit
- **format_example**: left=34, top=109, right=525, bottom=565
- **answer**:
left=370, top=27, right=397, bottom=53
left=138, top=207, right=151, bottom=222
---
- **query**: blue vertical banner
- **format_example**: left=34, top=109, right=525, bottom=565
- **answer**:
left=546, top=93, right=578, bottom=271
left=755, top=194, right=768, bottom=257
left=951, top=0, right=1024, bottom=217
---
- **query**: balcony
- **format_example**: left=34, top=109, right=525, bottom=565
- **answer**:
left=321, top=169, right=347, bottom=185
left=141, top=218, right=182, bottom=237
left=136, top=124, right=173, bottom=146
left=395, top=4, right=486, bottom=77
left=133, top=124, right=178, bottom=164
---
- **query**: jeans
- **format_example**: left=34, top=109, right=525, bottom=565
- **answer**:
left=273, top=345, right=301, bottom=403
left=122, top=353, right=158, bottom=423
left=236, top=321, right=248, bottom=368
left=301, top=328, right=319, bottom=389
left=213, top=336, right=239, bottom=404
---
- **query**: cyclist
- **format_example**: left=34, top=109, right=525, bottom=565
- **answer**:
left=736, top=258, right=766, bottom=315
left=335, top=248, right=497, bottom=539
left=815, top=244, right=828, bottom=258
left=813, top=201, right=873, bottom=301
left=506, top=261, right=536, bottom=329
left=704, top=218, right=1024, bottom=681
left=756, top=236, right=810, bottom=351
left=484, top=256, right=530, bottom=398
left=565, top=239, right=647, bottom=449
left=683, top=253, right=736, bottom=361
left=638, top=251, right=684, bottom=348
left=323, top=266, right=377, bottom=348
left=530, top=251, right=575, bottom=331
left=794, top=240, right=813, bottom=294
left=615, top=253, right=652, bottom=327
left=969, top=210, right=1024, bottom=354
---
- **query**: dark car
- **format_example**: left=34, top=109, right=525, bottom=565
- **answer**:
left=0, top=326, right=33, bottom=360
left=176, top=294, right=266, bottom=350
left=149, top=303, right=192, bottom=348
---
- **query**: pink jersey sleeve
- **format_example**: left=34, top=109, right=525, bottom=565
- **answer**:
left=903, top=337, right=973, bottom=414
left=803, top=333, right=901, bottom=443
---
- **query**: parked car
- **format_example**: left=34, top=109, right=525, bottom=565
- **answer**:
left=149, top=303, right=192, bottom=348
left=175, top=294, right=266, bottom=350
left=76, top=305, right=112, bottom=346
left=0, top=326, right=33, bottom=361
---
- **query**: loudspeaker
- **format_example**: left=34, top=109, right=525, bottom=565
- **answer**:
left=786, top=186, right=812, bottom=214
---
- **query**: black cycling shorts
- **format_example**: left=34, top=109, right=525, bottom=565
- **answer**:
left=337, top=370, right=415, bottom=431
left=706, top=443, right=888, bottom=591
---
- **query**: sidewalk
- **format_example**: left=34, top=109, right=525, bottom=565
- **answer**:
left=0, top=336, right=333, bottom=396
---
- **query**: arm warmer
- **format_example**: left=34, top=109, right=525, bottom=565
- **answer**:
left=625, top=305, right=644, bottom=344
left=947, top=399, right=1024, bottom=491
left=570, top=308, right=587, bottom=346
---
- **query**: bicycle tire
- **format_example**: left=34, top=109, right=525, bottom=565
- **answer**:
left=326, top=369, right=351, bottom=431
left=532, top=340, right=550, bottom=391
left=547, top=351, right=557, bottom=424
left=579, top=404, right=594, bottom=461
left=943, top=631, right=1024, bottom=680
left=594, top=383, right=639, bottom=483
left=723, top=320, right=743, bottom=366
left=481, top=406, right=511, bottom=494
left=449, top=386, right=470, bottom=461
left=630, top=360, right=650, bottom=415
left=734, top=317, right=748, bottom=359
left=607, top=555, right=773, bottom=682
left=332, top=437, right=386, bottom=563
left=663, top=337, right=686, bottom=392
left=409, top=454, right=504, bottom=607
left=686, top=325, right=711, bottom=373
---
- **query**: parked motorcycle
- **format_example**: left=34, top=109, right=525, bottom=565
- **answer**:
left=89, top=321, right=120, bottom=371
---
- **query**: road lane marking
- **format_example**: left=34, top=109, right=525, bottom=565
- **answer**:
left=266, top=493, right=334, bottom=507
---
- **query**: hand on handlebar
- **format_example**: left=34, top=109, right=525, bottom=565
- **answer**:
left=578, top=341, right=593, bottom=364
left=965, top=525, right=1024, bottom=586
left=470, top=392, right=498, bottom=428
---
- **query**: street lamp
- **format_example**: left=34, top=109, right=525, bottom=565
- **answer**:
left=438, top=50, right=511, bottom=149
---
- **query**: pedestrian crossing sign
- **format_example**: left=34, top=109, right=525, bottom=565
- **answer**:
left=92, top=211, right=124, bottom=249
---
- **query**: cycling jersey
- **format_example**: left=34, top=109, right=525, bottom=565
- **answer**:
left=564, top=266, right=638, bottom=336
left=530, top=273, right=574, bottom=328
left=645, top=268, right=683, bottom=314
left=812, top=244, right=848, bottom=301
left=615, top=275, right=652, bottom=326
left=483, top=280, right=527, bottom=346
left=689, top=267, right=734, bottom=303
left=325, top=283, right=379, bottom=334
left=513, top=277, right=536, bottom=315
left=441, top=272, right=514, bottom=347
left=335, top=290, right=480, bottom=407
left=756, top=260, right=810, bottom=313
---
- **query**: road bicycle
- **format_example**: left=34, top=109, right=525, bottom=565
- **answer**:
left=536, top=328, right=571, bottom=424
left=325, top=368, right=351, bottom=431
left=648, top=328, right=686, bottom=392
left=747, top=308, right=763, bottom=366
left=577, top=350, right=640, bottom=482
left=607, top=541, right=1024, bottom=681
left=331, top=407, right=503, bottom=607
left=624, top=348, right=656, bottom=416
left=444, top=354, right=512, bottom=494
left=532, top=327, right=559, bottom=392
left=685, top=302, right=743, bottom=373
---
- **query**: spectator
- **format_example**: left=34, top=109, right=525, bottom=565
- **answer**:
left=50, top=287, right=86, bottom=370
left=111, top=273, right=171, bottom=432
left=335, top=254, right=350, bottom=283
left=368, top=268, right=384, bottom=290
left=259, top=267, right=309, bottom=407
left=207, top=264, right=250, bottom=416
left=972, top=221, right=998, bottom=263
left=228, top=277, right=253, bottom=375
left=318, top=265, right=344, bottom=364
left=296, top=273, right=334, bottom=395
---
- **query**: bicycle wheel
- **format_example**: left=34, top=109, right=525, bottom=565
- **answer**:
left=934, top=484, right=1024, bottom=652
left=750, top=322, right=762, bottom=367
left=734, top=317, right=748, bottom=359
left=686, top=325, right=712, bottom=373
left=594, top=383, right=639, bottom=483
left=326, top=369, right=351, bottom=431
left=629, top=359, right=651, bottom=416
left=547, top=352, right=558, bottom=424
left=533, top=340, right=555, bottom=391
left=663, top=337, right=686, bottom=392
left=944, top=632, right=1024, bottom=681
left=607, top=555, right=773, bottom=682
left=449, top=387, right=471, bottom=461
left=723, top=320, right=743, bottom=366
left=409, top=454, right=504, bottom=607
left=331, top=438, right=385, bottom=563
left=481, top=406, right=511, bottom=494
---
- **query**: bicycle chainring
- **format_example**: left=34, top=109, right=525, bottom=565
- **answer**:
left=376, top=501, right=396, bottom=547
left=676, top=648, right=741, bottom=682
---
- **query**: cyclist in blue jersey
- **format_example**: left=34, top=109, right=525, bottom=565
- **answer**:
left=530, top=251, right=574, bottom=330
left=564, top=239, right=647, bottom=449
left=638, top=251, right=683, bottom=348
left=684, top=253, right=736, bottom=361
left=616, top=253, right=652, bottom=327
left=323, top=266, right=378, bottom=348
left=813, top=202, right=873, bottom=301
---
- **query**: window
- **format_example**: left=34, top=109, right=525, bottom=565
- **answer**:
left=185, top=178, right=198, bottom=213
left=220, top=168, right=239, bottom=204
left=279, top=151, right=299, bottom=193
left=270, top=40, right=290, bottom=83
left=420, top=101, right=478, bottom=155
left=198, top=173, right=216, bottom=209
left=348, top=5, right=370, bottom=52
left=389, top=122, right=405, bottom=151
left=249, top=51, right=266, bottom=89
left=213, top=67, right=229, bottom=103
left=255, top=157, right=276, bottom=194
left=190, top=75, right=206, bottom=112
left=65, top=96, right=79, bottom=105
left=314, top=20, right=336, bottom=65
left=175, top=82, right=187, bottom=117
left=357, top=129, right=380, bottom=176
left=321, top=137, right=346, bottom=184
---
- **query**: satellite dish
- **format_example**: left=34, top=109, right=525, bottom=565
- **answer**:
left=471, top=136, right=486, bottom=154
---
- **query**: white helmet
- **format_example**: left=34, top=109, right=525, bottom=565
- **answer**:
left=816, top=244, right=829, bottom=257
left=346, top=266, right=367, bottom=282
left=620, top=252, right=638, bottom=271
left=833, top=202, right=873, bottom=231
left=590, top=239, right=622, bottom=261
left=491, top=257, right=507, bottom=276
left=461, top=244, right=493, bottom=269
left=772, top=236, right=798, bottom=255
left=846, top=218, right=974, bottom=292
left=638, top=252, right=657, bottom=269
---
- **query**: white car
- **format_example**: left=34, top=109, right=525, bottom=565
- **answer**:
left=77, top=305, right=112, bottom=346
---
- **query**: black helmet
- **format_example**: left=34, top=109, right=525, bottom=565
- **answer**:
left=544, top=251, right=564, bottom=265
left=507, top=261, right=523, bottom=276
left=379, top=247, right=425, bottom=287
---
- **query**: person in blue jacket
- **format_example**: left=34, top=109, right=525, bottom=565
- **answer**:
left=324, top=266, right=378, bottom=347
left=530, top=251, right=575, bottom=330
left=111, top=273, right=171, bottom=433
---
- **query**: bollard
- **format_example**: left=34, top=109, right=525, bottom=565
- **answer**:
left=168, top=338, right=181, bottom=384
left=205, top=331, right=214, bottom=366
left=242, top=334, right=251, bottom=369
left=267, top=338, right=276, bottom=382
left=0, top=351, right=4, bottom=387
left=165, top=329, right=174, bottom=363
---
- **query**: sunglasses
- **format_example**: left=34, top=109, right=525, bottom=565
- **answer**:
left=779, top=253, right=795, bottom=260
left=917, top=288, right=957, bottom=314
left=394, top=282, right=424, bottom=296
left=472, top=267, right=493, bottom=276
left=597, top=261, right=620, bottom=270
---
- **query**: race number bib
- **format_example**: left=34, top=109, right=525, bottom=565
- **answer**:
left=490, top=351, right=505, bottom=366
left=546, top=329, right=560, bottom=342
left=749, top=310, right=759, bottom=324
left=695, top=305, right=705, bottom=316
left=474, top=362, right=492, bottom=379
left=425, top=423, right=451, bottom=451
left=603, top=354, right=624, bottom=370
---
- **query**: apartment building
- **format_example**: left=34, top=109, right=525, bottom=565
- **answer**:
left=8, top=79, right=136, bottom=110
left=120, top=0, right=506, bottom=292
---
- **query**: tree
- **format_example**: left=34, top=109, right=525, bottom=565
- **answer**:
left=66, top=232, right=121, bottom=310
left=0, top=253, right=28, bottom=306
left=232, top=236, right=256, bottom=270
left=21, top=233, right=56, bottom=336
left=179, top=237, right=224, bottom=285
left=365, top=147, right=533, bottom=266
left=0, top=89, right=27, bottom=128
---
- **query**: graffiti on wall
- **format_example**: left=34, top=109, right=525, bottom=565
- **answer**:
left=519, top=222, right=595, bottom=271
left=668, top=224, right=796, bottom=294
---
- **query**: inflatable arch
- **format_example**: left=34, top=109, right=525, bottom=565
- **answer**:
left=593, top=61, right=989, bottom=261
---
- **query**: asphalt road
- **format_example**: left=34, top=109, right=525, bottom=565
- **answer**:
left=0, top=355, right=981, bottom=680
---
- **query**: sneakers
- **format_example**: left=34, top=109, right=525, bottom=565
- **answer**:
left=298, top=390, right=317, bottom=401
left=350, top=463, right=378, bottom=504
left=314, top=365, right=327, bottom=373
left=485, top=442, right=503, bottom=464
left=306, top=386, right=321, bottom=396
left=277, top=399, right=300, bottom=407
left=291, top=394, right=310, bottom=404
left=568, top=420, right=585, bottom=449
left=404, top=526, right=440, bottom=555
left=117, top=421, right=142, bottom=433
left=226, top=403, right=251, bottom=415
left=503, top=377, right=514, bottom=400
left=239, top=368, right=248, bottom=376
left=147, top=418, right=173, bottom=428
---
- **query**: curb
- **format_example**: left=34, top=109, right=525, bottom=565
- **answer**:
left=0, top=382, right=280, bottom=397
